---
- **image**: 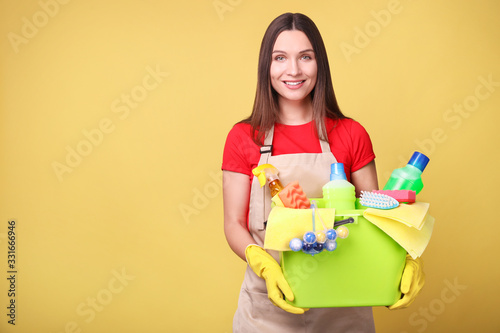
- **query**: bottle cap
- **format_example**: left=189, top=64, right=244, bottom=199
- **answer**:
left=330, top=163, right=347, bottom=181
left=408, top=152, right=430, bottom=172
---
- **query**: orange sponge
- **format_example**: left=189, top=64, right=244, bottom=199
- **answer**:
left=277, top=181, right=310, bottom=209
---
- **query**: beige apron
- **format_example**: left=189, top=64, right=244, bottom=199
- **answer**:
left=233, top=126, right=376, bottom=333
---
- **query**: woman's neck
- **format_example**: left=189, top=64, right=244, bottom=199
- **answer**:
left=278, top=96, right=314, bottom=125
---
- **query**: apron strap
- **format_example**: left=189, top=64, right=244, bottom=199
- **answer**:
left=260, top=126, right=274, bottom=164
left=263, top=126, right=274, bottom=146
left=256, top=126, right=275, bottom=229
left=319, top=139, right=331, bottom=153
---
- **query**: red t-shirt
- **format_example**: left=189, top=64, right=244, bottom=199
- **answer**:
left=222, top=118, right=375, bottom=183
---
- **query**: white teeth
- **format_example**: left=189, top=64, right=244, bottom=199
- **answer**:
left=284, top=81, right=304, bottom=86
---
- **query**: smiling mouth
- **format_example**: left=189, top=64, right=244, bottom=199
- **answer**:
left=284, top=80, right=305, bottom=86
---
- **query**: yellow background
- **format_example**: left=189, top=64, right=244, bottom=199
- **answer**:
left=1, top=0, right=499, bottom=332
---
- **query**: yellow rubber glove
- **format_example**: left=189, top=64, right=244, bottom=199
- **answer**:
left=245, top=245, right=307, bottom=314
left=389, top=254, right=425, bottom=310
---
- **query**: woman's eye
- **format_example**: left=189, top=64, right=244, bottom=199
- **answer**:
left=301, top=55, right=312, bottom=60
left=275, top=55, right=285, bottom=61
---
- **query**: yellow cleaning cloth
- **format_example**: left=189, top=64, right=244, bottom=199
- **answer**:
left=264, top=206, right=336, bottom=251
left=364, top=202, right=430, bottom=230
left=363, top=202, right=434, bottom=259
left=271, top=194, right=285, bottom=207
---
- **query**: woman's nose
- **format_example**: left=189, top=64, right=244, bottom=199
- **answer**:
left=287, top=59, right=301, bottom=76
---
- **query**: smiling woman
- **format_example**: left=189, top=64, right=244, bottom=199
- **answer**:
left=222, top=12, right=379, bottom=332
left=240, top=12, right=348, bottom=146
left=270, top=30, right=318, bottom=124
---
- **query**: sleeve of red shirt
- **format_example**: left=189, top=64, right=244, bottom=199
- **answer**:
left=348, top=120, right=376, bottom=173
left=221, top=123, right=258, bottom=177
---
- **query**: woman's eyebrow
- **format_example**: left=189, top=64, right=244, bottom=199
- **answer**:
left=272, top=49, right=315, bottom=54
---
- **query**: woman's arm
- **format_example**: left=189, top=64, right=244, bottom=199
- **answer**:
left=350, top=160, right=379, bottom=197
left=223, top=170, right=257, bottom=261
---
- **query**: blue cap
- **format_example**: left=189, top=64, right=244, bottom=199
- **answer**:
left=330, top=163, right=347, bottom=181
left=408, top=152, right=430, bottom=172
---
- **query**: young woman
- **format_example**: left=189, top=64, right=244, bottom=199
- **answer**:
left=222, top=13, right=379, bottom=332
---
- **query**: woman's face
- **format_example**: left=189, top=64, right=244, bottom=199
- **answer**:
left=270, top=30, right=317, bottom=104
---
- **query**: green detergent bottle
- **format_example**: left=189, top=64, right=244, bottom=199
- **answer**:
left=322, top=163, right=356, bottom=210
left=383, top=151, right=430, bottom=195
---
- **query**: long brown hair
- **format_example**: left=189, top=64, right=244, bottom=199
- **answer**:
left=241, top=12, right=347, bottom=145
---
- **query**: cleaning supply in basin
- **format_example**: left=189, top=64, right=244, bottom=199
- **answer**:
left=252, top=164, right=284, bottom=197
left=383, top=152, right=430, bottom=195
left=272, top=181, right=311, bottom=209
left=286, top=201, right=354, bottom=256
left=373, top=190, right=416, bottom=203
left=365, top=201, right=430, bottom=230
left=363, top=202, right=434, bottom=259
left=263, top=206, right=337, bottom=251
left=322, top=163, right=356, bottom=210
left=360, top=191, right=399, bottom=209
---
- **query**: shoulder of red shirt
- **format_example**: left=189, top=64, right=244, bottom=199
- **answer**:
left=222, top=118, right=375, bottom=177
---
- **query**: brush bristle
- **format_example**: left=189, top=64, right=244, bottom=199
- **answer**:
left=360, top=191, right=399, bottom=209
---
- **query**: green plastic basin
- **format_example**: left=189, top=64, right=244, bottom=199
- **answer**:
left=280, top=209, right=406, bottom=308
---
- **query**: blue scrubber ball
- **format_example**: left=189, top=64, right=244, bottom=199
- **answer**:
left=302, top=242, right=314, bottom=252
left=325, top=239, right=337, bottom=251
left=313, top=242, right=324, bottom=252
left=303, top=231, right=316, bottom=244
left=326, top=228, right=337, bottom=241
left=289, top=238, right=303, bottom=252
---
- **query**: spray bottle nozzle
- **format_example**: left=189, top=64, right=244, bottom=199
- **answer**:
left=252, top=164, right=279, bottom=187
left=252, top=164, right=284, bottom=197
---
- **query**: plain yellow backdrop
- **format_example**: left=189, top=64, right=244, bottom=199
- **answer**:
left=1, top=0, right=499, bottom=332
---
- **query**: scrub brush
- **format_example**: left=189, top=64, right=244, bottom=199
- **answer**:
left=360, top=191, right=399, bottom=209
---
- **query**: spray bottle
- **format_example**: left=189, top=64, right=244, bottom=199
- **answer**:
left=322, top=163, right=356, bottom=210
left=252, top=164, right=284, bottom=197
left=383, top=151, right=430, bottom=195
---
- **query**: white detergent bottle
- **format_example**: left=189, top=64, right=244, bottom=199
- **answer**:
left=322, top=163, right=356, bottom=210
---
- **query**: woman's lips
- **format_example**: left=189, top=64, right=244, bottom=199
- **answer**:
left=283, top=80, right=306, bottom=89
